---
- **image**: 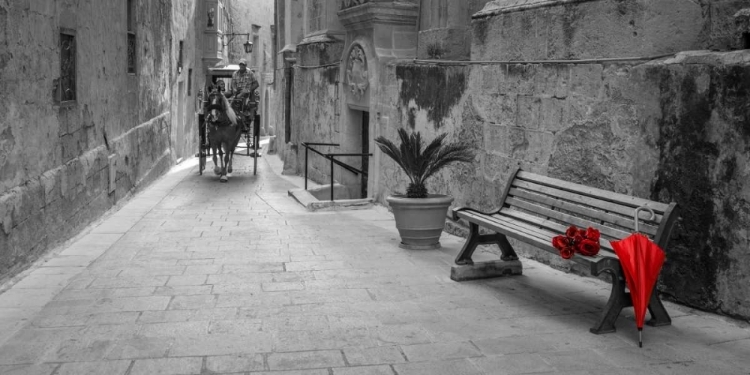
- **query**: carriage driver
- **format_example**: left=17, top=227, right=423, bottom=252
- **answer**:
left=227, top=58, right=259, bottom=131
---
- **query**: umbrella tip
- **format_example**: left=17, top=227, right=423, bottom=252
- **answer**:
left=639, top=329, right=643, bottom=348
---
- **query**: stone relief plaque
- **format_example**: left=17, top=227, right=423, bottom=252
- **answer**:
left=346, top=44, right=369, bottom=100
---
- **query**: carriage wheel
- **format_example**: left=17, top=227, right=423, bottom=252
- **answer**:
left=253, top=134, right=258, bottom=176
left=246, top=129, right=251, bottom=156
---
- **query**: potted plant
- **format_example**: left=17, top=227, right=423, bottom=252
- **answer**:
left=375, top=128, right=474, bottom=249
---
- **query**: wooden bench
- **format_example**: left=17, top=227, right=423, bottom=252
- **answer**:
left=449, top=168, right=679, bottom=334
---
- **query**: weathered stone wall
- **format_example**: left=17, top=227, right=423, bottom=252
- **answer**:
left=0, top=0, right=175, bottom=283
left=286, top=41, right=345, bottom=185
left=705, top=0, right=750, bottom=50
left=171, top=0, right=201, bottom=163
left=472, top=0, right=735, bottom=60
left=417, top=0, right=490, bottom=60
left=229, top=0, right=276, bottom=136
left=649, top=54, right=750, bottom=317
left=270, top=0, right=750, bottom=320
left=381, top=50, right=750, bottom=319
left=228, top=0, right=274, bottom=68
left=472, top=0, right=750, bottom=56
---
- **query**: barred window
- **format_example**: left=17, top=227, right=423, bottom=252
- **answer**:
left=178, top=40, right=184, bottom=74
left=127, top=0, right=136, bottom=74
left=60, top=31, right=76, bottom=103
left=188, top=68, right=193, bottom=96
left=127, top=34, right=136, bottom=73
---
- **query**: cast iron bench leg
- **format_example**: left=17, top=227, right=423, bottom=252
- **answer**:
left=647, top=290, right=672, bottom=327
left=454, top=223, right=519, bottom=265
left=497, top=233, right=519, bottom=261
left=455, top=223, right=481, bottom=265
left=590, top=263, right=628, bottom=334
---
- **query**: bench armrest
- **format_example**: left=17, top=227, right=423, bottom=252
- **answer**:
left=450, top=206, right=500, bottom=221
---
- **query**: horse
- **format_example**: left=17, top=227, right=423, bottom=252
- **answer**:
left=205, top=89, right=243, bottom=182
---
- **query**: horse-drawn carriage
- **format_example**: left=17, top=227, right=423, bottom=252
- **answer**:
left=198, top=66, right=260, bottom=180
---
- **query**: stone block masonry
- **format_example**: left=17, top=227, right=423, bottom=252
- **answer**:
left=0, top=1, right=175, bottom=285
left=383, top=50, right=750, bottom=320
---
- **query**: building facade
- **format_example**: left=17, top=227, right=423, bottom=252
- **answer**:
left=227, top=0, right=276, bottom=136
left=272, top=0, right=750, bottom=319
left=0, top=0, right=273, bottom=286
left=0, top=0, right=176, bottom=284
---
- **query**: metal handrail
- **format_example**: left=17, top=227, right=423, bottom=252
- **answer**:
left=301, top=142, right=372, bottom=201
left=326, top=153, right=372, bottom=201
left=302, top=142, right=339, bottom=190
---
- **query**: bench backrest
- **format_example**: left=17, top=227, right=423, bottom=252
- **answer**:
left=500, top=168, right=679, bottom=250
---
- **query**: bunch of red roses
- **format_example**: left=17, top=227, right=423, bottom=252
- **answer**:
left=552, top=225, right=601, bottom=259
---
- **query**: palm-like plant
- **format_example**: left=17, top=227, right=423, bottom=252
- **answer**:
left=375, top=128, right=474, bottom=198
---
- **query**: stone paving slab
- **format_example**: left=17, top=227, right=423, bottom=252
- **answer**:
left=0, top=150, right=749, bottom=374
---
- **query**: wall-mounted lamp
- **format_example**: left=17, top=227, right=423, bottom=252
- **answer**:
left=223, top=33, right=253, bottom=54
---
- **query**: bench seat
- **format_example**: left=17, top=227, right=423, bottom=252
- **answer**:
left=449, top=168, right=679, bottom=334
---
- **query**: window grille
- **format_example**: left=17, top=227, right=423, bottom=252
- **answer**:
left=60, top=32, right=76, bottom=102
left=127, top=0, right=136, bottom=74
left=178, top=40, right=184, bottom=74
left=188, top=69, right=193, bottom=96
left=127, top=33, right=136, bottom=73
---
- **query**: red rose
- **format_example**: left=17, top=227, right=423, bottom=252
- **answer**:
left=573, top=234, right=584, bottom=245
left=577, top=229, right=587, bottom=238
left=560, top=246, right=575, bottom=259
left=552, top=235, right=569, bottom=251
left=578, top=239, right=601, bottom=256
left=585, top=227, right=600, bottom=242
left=565, top=225, right=579, bottom=238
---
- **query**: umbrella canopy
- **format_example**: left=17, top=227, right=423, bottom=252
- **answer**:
left=610, top=207, right=666, bottom=348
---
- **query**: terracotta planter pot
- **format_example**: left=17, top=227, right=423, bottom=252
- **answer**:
left=386, top=194, right=453, bottom=249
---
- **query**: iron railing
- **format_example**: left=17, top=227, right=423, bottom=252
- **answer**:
left=301, top=142, right=372, bottom=202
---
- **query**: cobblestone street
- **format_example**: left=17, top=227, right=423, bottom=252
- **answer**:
left=1, top=149, right=748, bottom=375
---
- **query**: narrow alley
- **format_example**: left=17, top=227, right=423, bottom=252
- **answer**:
left=1, top=152, right=748, bottom=375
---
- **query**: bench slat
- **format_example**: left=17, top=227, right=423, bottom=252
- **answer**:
left=457, top=210, right=617, bottom=266
left=511, top=180, right=665, bottom=224
left=505, top=197, right=635, bottom=240
left=464, top=212, right=553, bottom=245
left=498, top=209, right=616, bottom=252
left=516, top=171, right=670, bottom=212
left=458, top=209, right=616, bottom=254
left=508, top=187, right=659, bottom=236
left=493, top=213, right=616, bottom=254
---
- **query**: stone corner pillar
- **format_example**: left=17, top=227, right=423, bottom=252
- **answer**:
left=338, top=1, right=419, bottom=59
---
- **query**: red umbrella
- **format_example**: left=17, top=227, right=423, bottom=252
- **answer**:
left=610, top=206, right=665, bottom=348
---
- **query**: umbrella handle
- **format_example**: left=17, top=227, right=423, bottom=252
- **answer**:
left=634, top=206, right=655, bottom=233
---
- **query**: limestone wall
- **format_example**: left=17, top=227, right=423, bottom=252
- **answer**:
left=229, top=0, right=275, bottom=135
left=269, top=0, right=750, bottom=319
left=171, top=0, right=202, bottom=163
left=472, top=0, right=737, bottom=60
left=286, top=41, right=346, bottom=187
left=381, top=50, right=750, bottom=319
left=0, top=1, right=176, bottom=283
left=417, top=0, right=490, bottom=60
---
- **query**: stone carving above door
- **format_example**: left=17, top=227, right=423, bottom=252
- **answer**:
left=346, top=45, right=369, bottom=99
